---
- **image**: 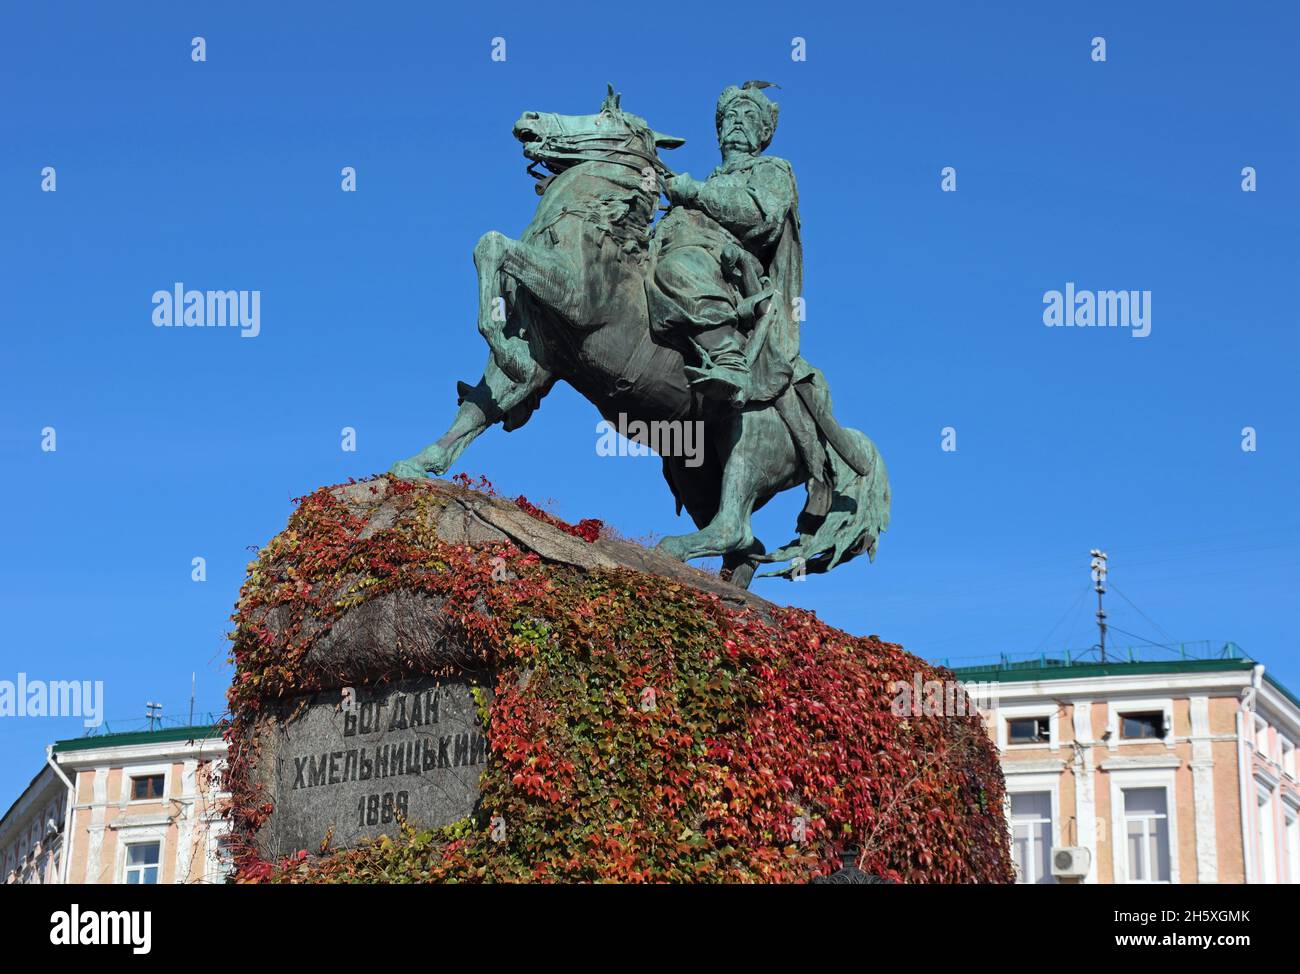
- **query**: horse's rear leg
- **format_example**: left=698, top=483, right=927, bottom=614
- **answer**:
left=657, top=462, right=757, bottom=563
left=721, top=539, right=766, bottom=589
left=657, top=410, right=782, bottom=565
left=663, top=451, right=763, bottom=588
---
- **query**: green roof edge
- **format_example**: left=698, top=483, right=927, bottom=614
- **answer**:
left=1264, top=671, right=1300, bottom=712
left=946, top=657, right=1256, bottom=684
left=944, top=656, right=1300, bottom=713
left=53, top=723, right=225, bottom=753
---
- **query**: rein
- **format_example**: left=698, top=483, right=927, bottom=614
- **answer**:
left=522, top=127, right=681, bottom=257
left=526, top=131, right=676, bottom=195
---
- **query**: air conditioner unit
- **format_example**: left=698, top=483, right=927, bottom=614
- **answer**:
left=1051, top=846, right=1091, bottom=878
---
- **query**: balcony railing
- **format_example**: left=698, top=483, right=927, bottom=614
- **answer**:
left=68, top=711, right=228, bottom=739
left=937, top=640, right=1248, bottom=674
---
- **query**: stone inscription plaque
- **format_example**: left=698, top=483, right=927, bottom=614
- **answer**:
left=256, top=677, right=488, bottom=857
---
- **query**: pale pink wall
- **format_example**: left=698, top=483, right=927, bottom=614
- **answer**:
left=979, top=687, right=1300, bottom=884
left=65, top=759, right=224, bottom=884
left=991, top=694, right=1271, bottom=884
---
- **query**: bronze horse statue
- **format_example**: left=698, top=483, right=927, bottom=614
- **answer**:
left=391, top=89, right=889, bottom=589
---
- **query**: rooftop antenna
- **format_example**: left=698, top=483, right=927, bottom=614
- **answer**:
left=146, top=701, right=163, bottom=731
left=189, top=672, right=196, bottom=725
left=1090, top=549, right=1108, bottom=662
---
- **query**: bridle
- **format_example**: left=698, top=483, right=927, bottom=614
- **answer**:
left=525, top=127, right=676, bottom=195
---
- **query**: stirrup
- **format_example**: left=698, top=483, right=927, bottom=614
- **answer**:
left=685, top=360, right=749, bottom=407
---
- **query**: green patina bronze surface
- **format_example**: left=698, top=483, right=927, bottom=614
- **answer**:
left=391, top=83, right=890, bottom=589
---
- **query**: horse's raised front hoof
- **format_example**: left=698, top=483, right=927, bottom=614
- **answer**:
left=388, top=458, right=428, bottom=480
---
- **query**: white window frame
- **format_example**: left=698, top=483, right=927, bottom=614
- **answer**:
left=1002, top=772, right=1060, bottom=884
left=1281, top=738, right=1295, bottom=780
left=998, top=704, right=1059, bottom=752
left=1283, top=803, right=1299, bottom=885
left=1257, top=784, right=1277, bottom=884
left=120, top=762, right=172, bottom=806
left=203, top=822, right=235, bottom=885
left=1108, top=698, right=1174, bottom=749
left=115, top=826, right=167, bottom=886
left=1254, top=715, right=1270, bottom=759
left=1108, top=768, right=1179, bottom=883
left=1008, top=792, right=1054, bottom=884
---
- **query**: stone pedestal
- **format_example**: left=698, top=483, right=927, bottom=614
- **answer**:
left=248, top=678, right=486, bottom=859
left=229, top=475, right=761, bottom=863
left=226, top=475, right=1014, bottom=883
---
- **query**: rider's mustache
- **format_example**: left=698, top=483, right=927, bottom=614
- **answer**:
left=721, top=124, right=757, bottom=146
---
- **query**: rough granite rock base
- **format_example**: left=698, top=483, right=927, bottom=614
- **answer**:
left=224, top=476, right=1013, bottom=884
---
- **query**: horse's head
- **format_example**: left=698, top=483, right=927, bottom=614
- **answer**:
left=512, top=84, right=685, bottom=178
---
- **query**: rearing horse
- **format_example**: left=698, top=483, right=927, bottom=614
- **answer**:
left=390, top=88, right=889, bottom=589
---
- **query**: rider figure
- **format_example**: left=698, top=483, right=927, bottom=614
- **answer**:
left=650, top=81, right=799, bottom=408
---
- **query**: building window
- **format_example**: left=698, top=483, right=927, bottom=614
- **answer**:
left=1285, top=812, right=1299, bottom=885
left=130, top=774, right=165, bottom=801
left=1123, top=787, right=1171, bottom=882
left=1007, top=716, right=1051, bottom=745
left=123, top=842, right=160, bottom=884
left=1258, top=789, right=1277, bottom=884
left=1254, top=716, right=1270, bottom=757
left=214, top=835, right=236, bottom=882
left=1009, top=792, right=1053, bottom=884
left=1282, top=739, right=1295, bottom=780
left=1120, top=712, right=1166, bottom=741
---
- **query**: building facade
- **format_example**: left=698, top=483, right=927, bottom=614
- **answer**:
left=1, top=724, right=231, bottom=885
left=0, top=754, right=66, bottom=885
left=951, top=644, right=1300, bottom=884
left=9, top=651, right=1298, bottom=885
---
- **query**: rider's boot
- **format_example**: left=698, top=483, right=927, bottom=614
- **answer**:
left=685, top=328, right=751, bottom=408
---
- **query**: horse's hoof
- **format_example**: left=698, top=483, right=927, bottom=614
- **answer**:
left=388, top=459, right=428, bottom=480
left=656, top=535, right=690, bottom=562
left=723, top=561, right=756, bottom=590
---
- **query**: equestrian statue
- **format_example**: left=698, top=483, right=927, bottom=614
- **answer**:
left=390, top=83, right=890, bottom=590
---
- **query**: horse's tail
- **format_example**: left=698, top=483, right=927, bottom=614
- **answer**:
left=759, top=424, right=891, bottom=579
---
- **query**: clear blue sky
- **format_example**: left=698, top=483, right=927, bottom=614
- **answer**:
left=2, top=2, right=1297, bottom=802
